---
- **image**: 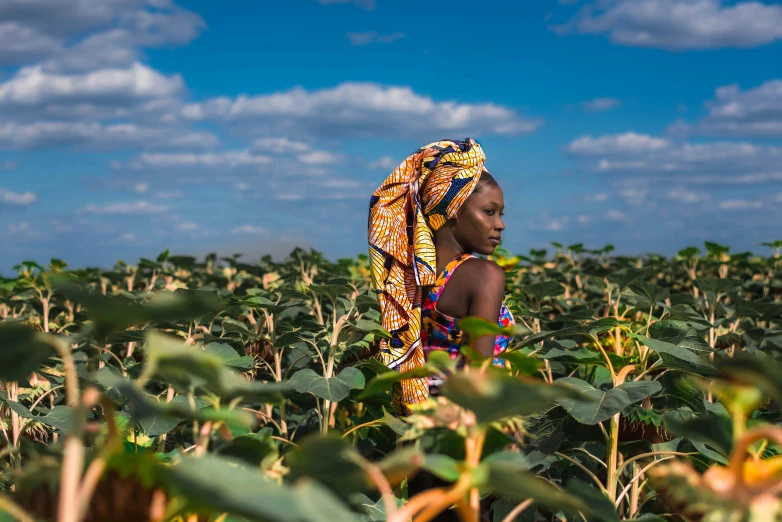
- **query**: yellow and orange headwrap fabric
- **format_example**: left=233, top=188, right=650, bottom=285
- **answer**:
left=368, top=138, right=486, bottom=415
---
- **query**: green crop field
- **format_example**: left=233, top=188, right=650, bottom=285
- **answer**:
left=1, top=240, right=781, bottom=522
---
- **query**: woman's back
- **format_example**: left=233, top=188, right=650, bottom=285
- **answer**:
left=421, top=254, right=514, bottom=378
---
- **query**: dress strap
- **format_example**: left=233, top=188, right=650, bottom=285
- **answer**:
left=434, top=254, right=476, bottom=287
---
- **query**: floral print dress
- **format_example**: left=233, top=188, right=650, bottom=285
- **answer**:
left=421, top=254, right=514, bottom=391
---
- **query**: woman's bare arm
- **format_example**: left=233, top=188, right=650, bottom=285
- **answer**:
left=461, top=259, right=506, bottom=358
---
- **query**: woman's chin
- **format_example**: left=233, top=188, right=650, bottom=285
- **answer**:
left=476, top=244, right=496, bottom=256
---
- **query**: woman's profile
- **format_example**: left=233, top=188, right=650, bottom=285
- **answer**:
left=367, top=137, right=513, bottom=413
left=367, top=138, right=513, bottom=520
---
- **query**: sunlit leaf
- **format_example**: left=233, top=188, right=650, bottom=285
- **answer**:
left=556, top=377, right=661, bottom=425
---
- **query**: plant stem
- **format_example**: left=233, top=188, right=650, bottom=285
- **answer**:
left=341, top=419, right=382, bottom=439
left=501, top=499, right=534, bottom=522
left=628, top=462, right=640, bottom=518
left=605, top=413, right=620, bottom=502
left=614, top=457, right=674, bottom=508
left=554, top=452, right=609, bottom=495
left=51, top=336, right=83, bottom=522
left=9, top=381, right=19, bottom=467
left=0, top=494, right=37, bottom=522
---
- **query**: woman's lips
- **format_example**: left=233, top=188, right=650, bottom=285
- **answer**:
left=489, top=238, right=500, bottom=246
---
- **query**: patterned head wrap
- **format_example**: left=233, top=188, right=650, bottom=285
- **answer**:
left=368, top=138, right=486, bottom=414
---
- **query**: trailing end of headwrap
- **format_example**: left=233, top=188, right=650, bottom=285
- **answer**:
left=367, top=138, right=486, bottom=414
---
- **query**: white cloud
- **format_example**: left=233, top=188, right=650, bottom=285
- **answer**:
left=0, top=120, right=218, bottom=150
left=318, top=0, right=376, bottom=9
left=83, top=200, right=168, bottom=214
left=134, top=182, right=149, bottom=193
left=568, top=132, right=669, bottom=155
left=718, top=199, right=762, bottom=210
left=666, top=188, right=707, bottom=203
left=120, top=232, right=137, bottom=241
left=555, top=0, right=782, bottom=50
left=318, top=178, right=363, bottom=189
left=528, top=215, right=568, bottom=231
left=182, top=82, right=542, bottom=138
left=176, top=222, right=197, bottom=231
left=154, top=190, right=184, bottom=199
left=583, top=97, right=622, bottom=111
left=569, top=131, right=782, bottom=178
left=369, top=155, right=398, bottom=170
left=7, top=221, right=36, bottom=237
left=0, top=187, right=36, bottom=204
left=0, top=22, right=60, bottom=64
left=252, top=137, right=310, bottom=153
left=298, top=150, right=341, bottom=165
left=275, top=193, right=305, bottom=201
left=231, top=224, right=268, bottom=235
left=347, top=31, right=405, bottom=46
left=0, top=62, right=182, bottom=105
left=694, top=79, right=782, bottom=137
left=606, top=209, right=625, bottom=220
left=133, top=150, right=272, bottom=168
left=0, top=1, right=204, bottom=68
left=577, top=214, right=593, bottom=224
left=585, top=192, right=609, bottom=202
left=618, top=188, right=647, bottom=204
left=0, top=160, right=18, bottom=171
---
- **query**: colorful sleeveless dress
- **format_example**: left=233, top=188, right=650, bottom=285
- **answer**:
left=421, top=254, right=515, bottom=391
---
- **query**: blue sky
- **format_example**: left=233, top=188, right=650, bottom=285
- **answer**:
left=1, top=0, right=782, bottom=272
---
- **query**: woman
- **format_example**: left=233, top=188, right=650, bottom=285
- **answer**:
left=368, top=138, right=513, bottom=521
left=367, top=137, right=513, bottom=414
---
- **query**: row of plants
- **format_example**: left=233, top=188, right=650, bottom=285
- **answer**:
left=0, top=240, right=780, bottom=521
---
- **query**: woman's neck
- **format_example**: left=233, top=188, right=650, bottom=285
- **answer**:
left=433, top=232, right=469, bottom=274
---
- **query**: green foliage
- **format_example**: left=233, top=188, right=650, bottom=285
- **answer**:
left=0, top=240, right=780, bottom=522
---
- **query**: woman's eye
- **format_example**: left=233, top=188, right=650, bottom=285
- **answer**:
left=485, top=209, right=495, bottom=216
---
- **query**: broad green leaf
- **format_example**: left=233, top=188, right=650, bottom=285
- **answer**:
left=442, top=373, right=583, bottom=425
left=289, top=367, right=365, bottom=402
left=53, top=278, right=222, bottom=340
left=380, top=407, right=408, bottom=435
left=3, top=402, right=73, bottom=432
left=482, top=459, right=588, bottom=513
left=296, top=479, right=360, bottom=522
left=357, top=350, right=453, bottom=399
left=310, top=284, right=354, bottom=304
left=648, top=320, right=712, bottom=353
left=522, top=281, right=565, bottom=301
left=564, top=479, right=619, bottom=522
left=164, top=454, right=302, bottom=521
left=556, top=377, right=661, bottom=425
left=631, top=334, right=718, bottom=376
left=662, top=409, right=732, bottom=457
left=494, top=351, right=542, bottom=375
left=713, top=351, right=782, bottom=402
left=0, top=322, right=55, bottom=381
left=457, top=317, right=514, bottom=340
left=141, top=331, right=291, bottom=401
left=287, top=437, right=368, bottom=498
left=606, top=268, right=646, bottom=290
left=422, top=454, right=461, bottom=482
left=203, top=342, right=255, bottom=370
left=677, top=247, right=701, bottom=259
left=628, top=280, right=670, bottom=307
left=695, top=277, right=741, bottom=296
left=114, top=381, right=252, bottom=436
left=704, top=241, right=730, bottom=257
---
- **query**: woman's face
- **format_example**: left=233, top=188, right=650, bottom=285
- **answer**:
left=453, top=183, right=505, bottom=255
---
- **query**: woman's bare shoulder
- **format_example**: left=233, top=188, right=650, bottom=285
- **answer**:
left=453, top=257, right=505, bottom=289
